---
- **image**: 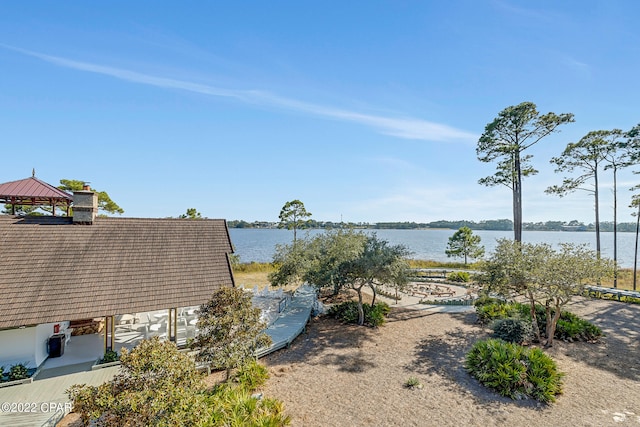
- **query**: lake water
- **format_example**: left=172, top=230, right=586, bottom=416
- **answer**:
left=229, top=228, right=639, bottom=268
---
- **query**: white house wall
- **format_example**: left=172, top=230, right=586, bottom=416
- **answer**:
left=0, top=327, right=36, bottom=368
left=0, top=321, right=69, bottom=369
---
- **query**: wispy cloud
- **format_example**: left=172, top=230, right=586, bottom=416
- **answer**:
left=491, top=0, right=558, bottom=22
left=559, top=54, right=592, bottom=80
left=3, top=45, right=477, bottom=143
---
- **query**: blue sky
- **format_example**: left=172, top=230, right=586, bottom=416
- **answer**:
left=1, top=1, right=639, bottom=224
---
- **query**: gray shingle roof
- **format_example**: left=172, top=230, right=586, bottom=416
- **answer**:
left=0, top=216, right=235, bottom=328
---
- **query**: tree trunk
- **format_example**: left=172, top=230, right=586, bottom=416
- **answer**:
left=369, top=283, right=377, bottom=306
left=527, top=291, right=541, bottom=343
left=594, top=168, right=601, bottom=257
left=545, top=301, right=563, bottom=348
left=613, top=168, right=618, bottom=288
left=513, top=151, right=523, bottom=243
left=356, top=286, right=365, bottom=326
left=634, top=203, right=640, bottom=291
left=331, top=275, right=340, bottom=296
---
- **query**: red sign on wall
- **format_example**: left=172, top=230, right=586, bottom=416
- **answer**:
left=53, top=324, right=60, bottom=334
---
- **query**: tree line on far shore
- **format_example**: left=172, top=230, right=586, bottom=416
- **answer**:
left=227, top=218, right=639, bottom=232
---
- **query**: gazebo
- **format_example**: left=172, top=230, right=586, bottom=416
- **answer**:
left=0, top=172, right=72, bottom=216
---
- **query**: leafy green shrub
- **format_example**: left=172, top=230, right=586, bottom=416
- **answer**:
left=447, top=271, right=470, bottom=282
left=99, top=349, right=119, bottom=364
left=491, top=318, right=533, bottom=344
left=475, top=301, right=522, bottom=324
left=328, top=301, right=391, bottom=327
left=465, top=339, right=564, bottom=403
left=0, top=365, right=5, bottom=382
left=8, top=363, right=29, bottom=381
left=554, top=311, right=602, bottom=342
left=328, top=301, right=359, bottom=324
left=208, top=383, right=290, bottom=426
left=68, top=337, right=290, bottom=426
left=514, top=303, right=603, bottom=342
left=232, top=360, right=269, bottom=391
left=366, top=301, right=391, bottom=327
left=478, top=301, right=603, bottom=343
left=191, top=287, right=272, bottom=380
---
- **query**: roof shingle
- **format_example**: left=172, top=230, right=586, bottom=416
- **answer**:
left=0, top=216, right=235, bottom=328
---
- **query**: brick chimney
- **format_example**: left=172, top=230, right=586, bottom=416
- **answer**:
left=73, top=185, right=98, bottom=224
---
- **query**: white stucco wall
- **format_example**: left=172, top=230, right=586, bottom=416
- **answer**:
left=0, top=321, right=70, bottom=369
left=0, top=327, right=36, bottom=368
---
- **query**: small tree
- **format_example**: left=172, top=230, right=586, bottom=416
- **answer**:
left=67, top=337, right=206, bottom=426
left=339, top=234, right=411, bottom=325
left=300, top=229, right=367, bottom=296
left=278, top=199, right=312, bottom=243
left=59, top=179, right=124, bottom=215
left=445, top=226, right=485, bottom=266
left=269, top=237, right=315, bottom=287
left=480, top=239, right=547, bottom=342
left=269, top=230, right=410, bottom=326
left=191, top=287, right=272, bottom=380
left=481, top=240, right=613, bottom=347
left=179, top=208, right=202, bottom=219
left=534, top=243, right=613, bottom=346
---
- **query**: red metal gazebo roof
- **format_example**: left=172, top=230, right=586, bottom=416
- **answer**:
left=0, top=176, right=72, bottom=215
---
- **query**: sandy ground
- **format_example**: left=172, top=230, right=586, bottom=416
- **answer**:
left=262, top=295, right=640, bottom=427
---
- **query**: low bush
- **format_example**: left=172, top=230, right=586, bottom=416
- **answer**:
left=491, top=318, right=533, bottom=344
left=515, top=303, right=603, bottom=342
left=232, top=360, right=269, bottom=391
left=465, top=339, right=564, bottom=403
left=475, top=301, right=521, bottom=324
left=367, top=301, right=391, bottom=327
left=328, top=301, right=391, bottom=327
left=328, top=301, right=359, bottom=324
left=99, top=350, right=119, bottom=364
left=208, top=383, right=290, bottom=426
left=476, top=301, right=603, bottom=343
left=447, top=271, right=470, bottom=283
left=554, top=311, right=602, bottom=342
left=69, top=337, right=290, bottom=426
left=8, top=363, right=29, bottom=381
left=0, top=366, right=4, bottom=382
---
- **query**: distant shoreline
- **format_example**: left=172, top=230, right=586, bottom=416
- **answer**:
left=227, top=219, right=637, bottom=233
